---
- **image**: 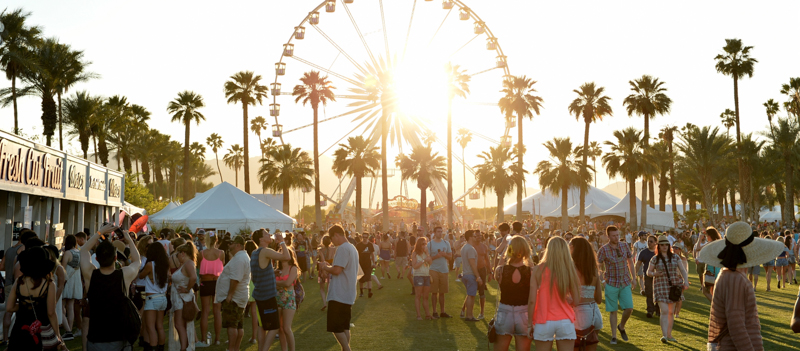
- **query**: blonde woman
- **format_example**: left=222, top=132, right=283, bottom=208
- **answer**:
left=170, top=243, right=198, bottom=351
left=530, top=237, right=581, bottom=351
left=492, top=236, right=535, bottom=351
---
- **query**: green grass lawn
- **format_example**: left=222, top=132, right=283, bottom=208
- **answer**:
left=62, top=260, right=799, bottom=350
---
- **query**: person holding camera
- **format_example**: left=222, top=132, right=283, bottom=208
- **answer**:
left=646, top=235, right=689, bottom=344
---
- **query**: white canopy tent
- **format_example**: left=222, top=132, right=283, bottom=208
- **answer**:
left=121, top=201, right=145, bottom=216
left=156, top=201, right=180, bottom=215
left=250, top=194, right=284, bottom=211
left=543, top=202, right=610, bottom=218
left=759, top=206, right=799, bottom=222
left=504, top=186, right=620, bottom=216
left=150, top=182, right=296, bottom=233
left=591, top=192, right=675, bottom=229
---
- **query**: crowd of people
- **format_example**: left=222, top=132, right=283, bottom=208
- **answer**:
left=1, top=215, right=799, bottom=350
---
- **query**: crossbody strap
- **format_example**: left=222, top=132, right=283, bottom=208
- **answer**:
left=660, top=255, right=674, bottom=287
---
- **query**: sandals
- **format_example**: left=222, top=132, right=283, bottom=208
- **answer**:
left=321, top=305, right=327, bottom=311
left=417, top=316, right=423, bottom=320
left=464, top=317, right=479, bottom=322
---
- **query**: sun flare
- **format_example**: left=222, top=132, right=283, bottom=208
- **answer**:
left=394, top=59, right=450, bottom=122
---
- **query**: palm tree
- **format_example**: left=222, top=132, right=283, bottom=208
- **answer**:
left=444, top=63, right=471, bottom=228
left=715, top=38, right=757, bottom=220
left=659, top=125, right=680, bottom=218
left=206, top=133, right=224, bottom=183
left=292, top=70, right=336, bottom=228
left=623, top=75, right=672, bottom=217
left=474, top=145, right=523, bottom=224
left=0, top=9, right=41, bottom=135
left=12, top=38, right=63, bottom=146
left=259, top=144, right=314, bottom=214
left=603, top=127, right=645, bottom=230
left=105, top=95, right=130, bottom=171
left=167, top=91, right=205, bottom=200
left=53, top=45, right=96, bottom=150
left=763, top=99, right=780, bottom=136
left=129, top=104, right=151, bottom=182
left=678, top=126, right=732, bottom=220
left=332, top=136, right=381, bottom=233
left=423, top=129, right=437, bottom=147
left=223, top=144, right=244, bottom=188
left=568, top=82, right=611, bottom=219
left=719, top=109, right=736, bottom=136
left=575, top=141, right=603, bottom=189
left=63, top=91, right=100, bottom=159
left=780, top=77, right=800, bottom=123
left=535, top=138, right=592, bottom=231
left=190, top=142, right=207, bottom=193
left=397, top=144, right=447, bottom=234
left=761, top=118, right=799, bottom=225
left=499, top=75, right=544, bottom=220
left=650, top=141, right=672, bottom=211
left=260, top=137, right=277, bottom=157
left=224, top=71, right=269, bottom=194
left=456, top=128, right=473, bottom=206
left=250, top=116, right=268, bottom=158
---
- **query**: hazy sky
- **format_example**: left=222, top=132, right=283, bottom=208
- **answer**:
left=3, top=0, right=799, bottom=208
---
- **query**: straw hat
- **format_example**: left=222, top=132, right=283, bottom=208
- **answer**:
left=699, top=221, right=784, bottom=269
left=657, top=235, right=670, bottom=246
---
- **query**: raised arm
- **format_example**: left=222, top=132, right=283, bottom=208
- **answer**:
left=121, top=229, right=141, bottom=287
left=81, top=223, right=116, bottom=290
left=277, top=266, right=298, bottom=288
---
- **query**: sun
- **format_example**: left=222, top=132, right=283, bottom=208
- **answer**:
left=394, top=58, right=450, bottom=122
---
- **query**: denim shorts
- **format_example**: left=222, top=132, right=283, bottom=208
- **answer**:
left=462, top=274, right=477, bottom=296
left=776, top=257, right=789, bottom=267
left=763, top=259, right=775, bottom=267
left=533, top=318, right=577, bottom=341
left=573, top=303, right=603, bottom=331
left=144, top=294, right=167, bottom=311
left=413, top=276, right=431, bottom=287
left=495, top=303, right=529, bottom=336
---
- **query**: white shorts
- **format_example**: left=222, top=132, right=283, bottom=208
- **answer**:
left=533, top=319, right=576, bottom=341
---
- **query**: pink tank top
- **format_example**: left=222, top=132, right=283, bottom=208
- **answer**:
left=533, top=267, right=575, bottom=325
left=199, top=253, right=223, bottom=276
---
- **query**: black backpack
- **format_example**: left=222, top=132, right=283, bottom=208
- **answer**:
left=119, top=277, right=142, bottom=345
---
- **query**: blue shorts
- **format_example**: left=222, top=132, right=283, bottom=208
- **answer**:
left=604, top=284, right=633, bottom=312
left=462, top=274, right=477, bottom=296
left=144, top=294, right=167, bottom=311
left=413, top=276, right=430, bottom=287
left=763, top=259, right=775, bottom=267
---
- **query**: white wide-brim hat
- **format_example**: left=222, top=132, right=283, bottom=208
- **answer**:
left=699, top=221, right=784, bottom=269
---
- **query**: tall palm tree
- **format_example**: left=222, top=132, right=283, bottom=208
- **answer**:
left=575, top=141, right=603, bottom=188
left=623, top=75, right=672, bottom=217
left=603, top=127, right=645, bottom=230
left=423, top=129, right=437, bottom=147
left=444, top=63, right=470, bottom=228
left=761, top=118, right=799, bottom=225
left=190, top=142, right=207, bottom=193
left=535, top=138, right=592, bottom=231
left=12, top=38, right=64, bottom=146
left=715, top=38, right=757, bottom=220
left=498, top=75, right=544, bottom=220
left=63, top=91, right=100, bottom=159
left=250, top=116, right=268, bottom=158
left=659, top=125, right=680, bottom=218
left=780, top=77, right=800, bottom=123
left=678, top=126, right=732, bottom=220
left=456, top=128, right=473, bottom=206
left=397, top=144, right=447, bottom=234
left=260, top=137, right=277, bottom=157
left=568, top=82, right=611, bottom=219
left=259, top=144, right=314, bottom=214
left=0, top=9, right=41, bottom=135
left=474, top=145, right=523, bottom=224
left=719, top=109, right=736, bottom=136
left=223, top=144, right=244, bottom=188
left=763, top=99, right=780, bottom=136
left=206, top=133, right=224, bottom=183
left=129, top=104, right=151, bottom=182
left=53, top=45, right=96, bottom=150
left=293, top=70, right=336, bottom=229
left=332, top=136, right=381, bottom=233
left=105, top=95, right=130, bottom=171
left=224, top=71, right=269, bottom=194
left=167, top=91, right=205, bottom=200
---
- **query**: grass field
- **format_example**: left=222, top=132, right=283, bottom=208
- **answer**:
left=61, top=259, right=799, bottom=350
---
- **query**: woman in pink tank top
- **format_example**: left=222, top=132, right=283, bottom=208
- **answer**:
left=197, top=234, right=226, bottom=346
left=530, top=237, right=581, bottom=351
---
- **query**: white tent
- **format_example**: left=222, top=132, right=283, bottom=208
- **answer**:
left=543, top=202, right=606, bottom=218
left=759, top=206, right=799, bottom=222
left=121, top=201, right=145, bottom=216
left=156, top=201, right=180, bottom=215
left=150, top=182, right=296, bottom=233
left=591, top=192, right=675, bottom=229
left=504, top=186, right=620, bottom=216
left=250, top=194, right=284, bottom=210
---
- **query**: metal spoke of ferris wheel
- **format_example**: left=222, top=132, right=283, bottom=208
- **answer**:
left=289, top=55, right=362, bottom=87
left=342, top=1, right=378, bottom=67
left=309, top=24, right=367, bottom=74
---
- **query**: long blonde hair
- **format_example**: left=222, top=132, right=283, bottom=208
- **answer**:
left=504, top=236, right=532, bottom=265
left=540, top=236, right=580, bottom=301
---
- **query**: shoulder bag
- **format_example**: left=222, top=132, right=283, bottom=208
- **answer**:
left=660, top=255, right=682, bottom=302
left=119, top=274, right=142, bottom=345
left=26, top=279, right=60, bottom=350
left=181, top=292, right=199, bottom=322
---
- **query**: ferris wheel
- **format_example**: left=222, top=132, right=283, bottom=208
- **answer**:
left=269, top=0, right=517, bottom=220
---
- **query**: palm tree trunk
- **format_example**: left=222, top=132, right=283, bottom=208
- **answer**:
left=630, top=178, right=638, bottom=231
left=516, top=114, right=524, bottom=220
left=729, top=189, right=736, bottom=218
left=242, top=104, right=251, bottom=194
left=447, top=98, right=454, bottom=229
left=57, top=92, right=64, bottom=150
left=93, top=136, right=98, bottom=163
left=649, top=179, right=655, bottom=208
left=659, top=170, right=668, bottom=212
left=135, top=159, right=141, bottom=184
left=313, top=106, right=323, bottom=230
left=183, top=123, right=191, bottom=200
left=420, top=187, right=427, bottom=234
left=580, top=119, right=590, bottom=219
left=785, top=154, right=795, bottom=225
left=641, top=180, right=648, bottom=230
left=462, top=146, right=466, bottom=228
left=669, top=141, right=677, bottom=219
left=356, top=175, right=363, bottom=233
left=733, top=76, right=748, bottom=221
left=215, top=152, right=223, bottom=183
left=723, top=195, right=729, bottom=217
left=717, top=187, right=725, bottom=222
left=703, top=181, right=714, bottom=220
left=381, top=110, right=389, bottom=231
left=235, top=166, right=239, bottom=187
left=496, top=191, right=504, bottom=226
left=12, top=74, right=19, bottom=135
left=283, top=188, right=290, bottom=214
left=561, top=185, right=569, bottom=231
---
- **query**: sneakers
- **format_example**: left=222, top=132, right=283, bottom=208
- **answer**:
left=646, top=312, right=653, bottom=318
left=661, top=337, right=668, bottom=344
left=74, top=330, right=82, bottom=337
left=62, top=332, right=74, bottom=341
left=440, top=312, right=453, bottom=318
left=667, top=337, right=678, bottom=342
left=610, top=337, right=617, bottom=345
left=477, top=314, right=484, bottom=320
left=195, top=342, right=210, bottom=348
left=460, top=310, right=465, bottom=319
left=432, top=312, right=440, bottom=319
left=617, top=326, right=629, bottom=341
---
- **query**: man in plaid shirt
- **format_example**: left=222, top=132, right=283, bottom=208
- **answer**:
left=597, top=225, right=636, bottom=345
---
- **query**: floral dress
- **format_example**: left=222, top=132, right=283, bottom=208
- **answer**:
left=649, top=254, right=684, bottom=303
left=276, top=270, right=297, bottom=310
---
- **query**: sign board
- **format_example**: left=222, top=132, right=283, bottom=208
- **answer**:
left=53, top=223, right=65, bottom=249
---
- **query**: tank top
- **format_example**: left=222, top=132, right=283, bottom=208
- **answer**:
left=144, top=261, right=168, bottom=294
left=580, top=285, right=596, bottom=299
left=66, top=248, right=80, bottom=269
left=251, top=248, right=277, bottom=301
left=199, top=251, right=224, bottom=276
left=532, top=267, right=575, bottom=324
left=499, top=265, right=531, bottom=306
left=87, top=269, right=125, bottom=342
left=396, top=239, right=409, bottom=257
left=412, top=253, right=430, bottom=276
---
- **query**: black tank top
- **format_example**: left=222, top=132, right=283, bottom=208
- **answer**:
left=87, top=269, right=125, bottom=342
left=499, top=265, right=531, bottom=306
left=396, top=239, right=408, bottom=257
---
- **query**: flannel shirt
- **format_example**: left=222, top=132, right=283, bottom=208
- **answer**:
left=597, top=242, right=633, bottom=288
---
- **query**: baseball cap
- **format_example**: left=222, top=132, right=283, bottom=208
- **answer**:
left=197, top=229, right=206, bottom=235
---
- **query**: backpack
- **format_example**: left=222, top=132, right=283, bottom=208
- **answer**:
left=119, top=275, right=142, bottom=345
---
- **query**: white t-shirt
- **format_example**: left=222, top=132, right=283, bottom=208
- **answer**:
left=544, top=221, right=551, bottom=230
left=625, top=233, right=633, bottom=244
left=215, top=250, right=251, bottom=308
left=633, top=241, right=648, bottom=262
left=667, top=235, right=676, bottom=246
left=328, top=242, right=359, bottom=305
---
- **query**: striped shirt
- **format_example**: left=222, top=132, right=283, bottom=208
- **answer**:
left=250, top=248, right=277, bottom=301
